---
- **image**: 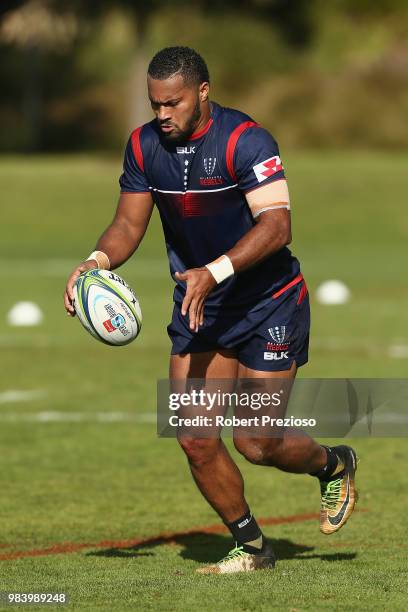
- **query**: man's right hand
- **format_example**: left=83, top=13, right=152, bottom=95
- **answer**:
left=64, top=260, right=98, bottom=316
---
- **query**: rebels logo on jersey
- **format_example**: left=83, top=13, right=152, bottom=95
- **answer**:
left=253, top=156, right=283, bottom=183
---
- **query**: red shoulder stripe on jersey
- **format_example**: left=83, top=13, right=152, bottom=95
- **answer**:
left=130, top=126, right=144, bottom=173
left=272, top=273, right=304, bottom=299
left=226, top=120, right=259, bottom=181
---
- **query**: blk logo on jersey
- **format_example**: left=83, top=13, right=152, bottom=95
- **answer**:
left=177, top=146, right=196, bottom=154
left=253, top=156, right=283, bottom=182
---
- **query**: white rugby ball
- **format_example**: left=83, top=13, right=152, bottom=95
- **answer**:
left=73, top=269, right=142, bottom=346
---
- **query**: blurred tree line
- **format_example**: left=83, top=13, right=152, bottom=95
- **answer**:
left=1, top=0, right=408, bottom=152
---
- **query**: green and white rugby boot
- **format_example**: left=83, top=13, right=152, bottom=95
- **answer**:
left=195, top=540, right=275, bottom=574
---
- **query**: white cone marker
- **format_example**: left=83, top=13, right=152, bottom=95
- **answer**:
left=316, top=280, right=351, bottom=305
left=7, top=302, right=44, bottom=326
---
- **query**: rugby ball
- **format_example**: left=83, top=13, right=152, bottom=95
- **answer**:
left=73, top=269, right=142, bottom=346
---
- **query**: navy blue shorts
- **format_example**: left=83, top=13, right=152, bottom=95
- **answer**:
left=168, top=275, right=310, bottom=372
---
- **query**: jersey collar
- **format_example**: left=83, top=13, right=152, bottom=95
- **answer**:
left=188, top=116, right=213, bottom=141
left=187, top=101, right=222, bottom=140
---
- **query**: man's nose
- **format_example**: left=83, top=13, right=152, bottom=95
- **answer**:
left=157, top=106, right=171, bottom=122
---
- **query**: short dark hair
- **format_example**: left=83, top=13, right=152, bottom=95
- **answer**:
left=148, top=46, right=210, bottom=86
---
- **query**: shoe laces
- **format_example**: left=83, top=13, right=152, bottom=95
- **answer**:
left=220, top=544, right=247, bottom=564
left=320, top=478, right=342, bottom=510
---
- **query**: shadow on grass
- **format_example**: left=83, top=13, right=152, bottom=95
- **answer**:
left=87, top=532, right=356, bottom=563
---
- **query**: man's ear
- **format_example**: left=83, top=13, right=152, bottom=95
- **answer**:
left=199, top=82, right=209, bottom=102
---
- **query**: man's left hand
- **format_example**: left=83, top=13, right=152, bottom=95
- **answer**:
left=175, top=267, right=217, bottom=332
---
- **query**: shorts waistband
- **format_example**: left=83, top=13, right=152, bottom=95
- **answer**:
left=272, top=273, right=304, bottom=299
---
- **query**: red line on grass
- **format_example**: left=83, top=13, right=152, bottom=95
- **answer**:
left=0, top=512, right=326, bottom=561
left=0, top=510, right=368, bottom=561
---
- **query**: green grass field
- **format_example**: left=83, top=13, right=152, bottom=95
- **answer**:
left=0, top=152, right=407, bottom=611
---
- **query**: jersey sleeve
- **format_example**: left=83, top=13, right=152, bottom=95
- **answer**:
left=119, top=132, right=150, bottom=193
left=233, top=126, right=286, bottom=193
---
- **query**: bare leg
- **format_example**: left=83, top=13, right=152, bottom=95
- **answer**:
left=234, top=361, right=327, bottom=473
left=171, top=350, right=248, bottom=522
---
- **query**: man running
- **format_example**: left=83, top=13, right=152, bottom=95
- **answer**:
left=64, top=46, right=358, bottom=574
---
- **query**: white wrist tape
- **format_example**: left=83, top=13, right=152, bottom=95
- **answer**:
left=205, top=255, right=234, bottom=284
left=86, top=250, right=110, bottom=270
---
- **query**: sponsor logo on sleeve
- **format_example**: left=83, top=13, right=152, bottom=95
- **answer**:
left=253, top=156, right=283, bottom=182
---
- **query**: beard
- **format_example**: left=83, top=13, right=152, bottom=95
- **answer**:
left=159, top=99, right=201, bottom=144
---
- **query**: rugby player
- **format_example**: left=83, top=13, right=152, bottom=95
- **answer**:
left=64, top=47, right=358, bottom=574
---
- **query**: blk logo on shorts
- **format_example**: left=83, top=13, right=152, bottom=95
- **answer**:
left=264, top=351, right=289, bottom=361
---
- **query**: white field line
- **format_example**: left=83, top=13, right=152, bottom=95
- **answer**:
left=0, top=389, right=46, bottom=404
left=0, top=411, right=156, bottom=423
left=1, top=334, right=407, bottom=357
left=0, top=390, right=155, bottom=421
left=0, top=333, right=166, bottom=349
left=370, top=413, right=408, bottom=424
left=313, top=338, right=408, bottom=359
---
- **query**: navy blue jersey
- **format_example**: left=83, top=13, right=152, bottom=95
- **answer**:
left=119, top=102, right=300, bottom=312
